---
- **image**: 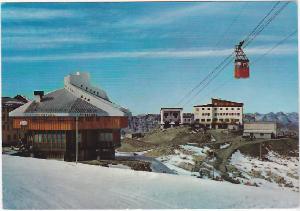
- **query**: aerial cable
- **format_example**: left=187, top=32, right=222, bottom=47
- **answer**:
left=187, top=30, right=296, bottom=104
left=243, top=1, right=280, bottom=45
left=176, top=53, right=233, bottom=106
left=176, top=3, right=248, bottom=106
left=252, top=30, right=296, bottom=64
left=182, top=56, right=234, bottom=107
left=177, top=1, right=290, bottom=107
left=244, top=1, right=290, bottom=48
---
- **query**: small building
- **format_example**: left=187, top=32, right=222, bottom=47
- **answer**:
left=9, top=72, right=130, bottom=161
left=182, top=113, right=194, bottom=125
left=243, top=122, right=277, bottom=139
left=194, top=98, right=243, bottom=129
left=2, top=96, right=28, bottom=146
left=160, top=108, right=183, bottom=128
left=228, top=123, right=240, bottom=131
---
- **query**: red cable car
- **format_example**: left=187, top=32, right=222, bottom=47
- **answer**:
left=234, top=41, right=249, bottom=79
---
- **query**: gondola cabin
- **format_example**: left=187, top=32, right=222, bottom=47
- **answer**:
left=234, top=41, right=250, bottom=79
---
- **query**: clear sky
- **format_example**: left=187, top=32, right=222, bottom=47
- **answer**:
left=1, top=2, right=298, bottom=115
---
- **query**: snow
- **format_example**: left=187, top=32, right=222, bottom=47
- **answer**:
left=220, top=143, right=230, bottom=149
left=108, top=164, right=131, bottom=169
left=180, top=145, right=208, bottom=156
left=3, top=155, right=299, bottom=209
left=230, top=150, right=299, bottom=192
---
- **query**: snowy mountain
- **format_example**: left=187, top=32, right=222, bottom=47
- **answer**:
left=244, top=112, right=298, bottom=126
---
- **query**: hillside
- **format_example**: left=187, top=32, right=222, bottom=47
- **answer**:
left=3, top=155, right=299, bottom=209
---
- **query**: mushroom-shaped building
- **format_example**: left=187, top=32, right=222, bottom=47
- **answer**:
left=10, top=72, right=130, bottom=161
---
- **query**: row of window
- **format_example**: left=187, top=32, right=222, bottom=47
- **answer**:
left=29, top=132, right=68, bottom=144
left=199, top=118, right=240, bottom=122
left=28, top=131, right=114, bottom=144
left=163, top=112, right=179, bottom=118
left=80, top=84, right=101, bottom=96
left=196, top=107, right=241, bottom=111
left=213, top=113, right=240, bottom=116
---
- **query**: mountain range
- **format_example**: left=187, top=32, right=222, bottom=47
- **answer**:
left=244, top=112, right=298, bottom=127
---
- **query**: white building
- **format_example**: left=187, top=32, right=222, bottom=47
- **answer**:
left=160, top=108, right=183, bottom=128
left=243, top=122, right=277, bottom=139
left=182, top=113, right=194, bottom=125
left=194, top=98, right=243, bottom=129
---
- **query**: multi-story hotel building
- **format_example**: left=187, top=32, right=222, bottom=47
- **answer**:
left=194, top=98, right=243, bottom=129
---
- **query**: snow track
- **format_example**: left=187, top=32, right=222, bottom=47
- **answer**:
left=3, top=155, right=299, bottom=209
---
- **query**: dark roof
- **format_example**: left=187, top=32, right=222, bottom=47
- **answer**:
left=194, top=98, right=243, bottom=107
left=160, top=107, right=183, bottom=110
left=194, top=104, right=213, bottom=107
left=24, top=89, right=108, bottom=115
left=2, top=97, right=25, bottom=108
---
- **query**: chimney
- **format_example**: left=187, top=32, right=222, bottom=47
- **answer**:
left=34, top=91, right=44, bottom=102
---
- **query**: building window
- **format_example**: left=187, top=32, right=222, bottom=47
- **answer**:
left=207, top=113, right=210, bottom=116
left=237, top=108, right=240, bottom=110
left=86, top=87, right=88, bottom=90
left=201, top=119, right=205, bottom=122
left=87, top=99, right=90, bottom=101
left=226, top=108, right=228, bottom=110
left=231, top=108, right=234, bottom=110
left=173, top=113, right=178, bottom=118
left=207, top=108, right=210, bottom=110
left=260, top=133, right=264, bottom=137
left=225, top=119, right=229, bottom=122
left=220, top=108, right=223, bottom=110
left=99, top=132, right=113, bottom=142
left=81, top=85, right=83, bottom=87
left=196, top=108, right=199, bottom=111
left=207, top=119, right=211, bottom=122
left=62, top=133, right=66, bottom=144
left=81, top=95, right=83, bottom=98
left=202, top=108, right=205, bottom=110
left=214, top=108, right=217, bottom=111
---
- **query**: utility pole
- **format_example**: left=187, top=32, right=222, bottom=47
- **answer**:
left=75, top=116, right=79, bottom=164
left=259, top=142, right=262, bottom=160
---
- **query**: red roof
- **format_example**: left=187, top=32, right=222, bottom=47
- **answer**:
left=194, top=98, right=243, bottom=107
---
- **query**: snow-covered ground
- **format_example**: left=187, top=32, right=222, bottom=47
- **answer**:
left=157, top=145, right=212, bottom=176
left=3, top=155, right=299, bottom=209
left=230, top=150, right=299, bottom=192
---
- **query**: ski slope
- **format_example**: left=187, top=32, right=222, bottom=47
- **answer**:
left=2, top=155, right=299, bottom=209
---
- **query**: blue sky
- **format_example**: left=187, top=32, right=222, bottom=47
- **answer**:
left=1, top=2, right=298, bottom=115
